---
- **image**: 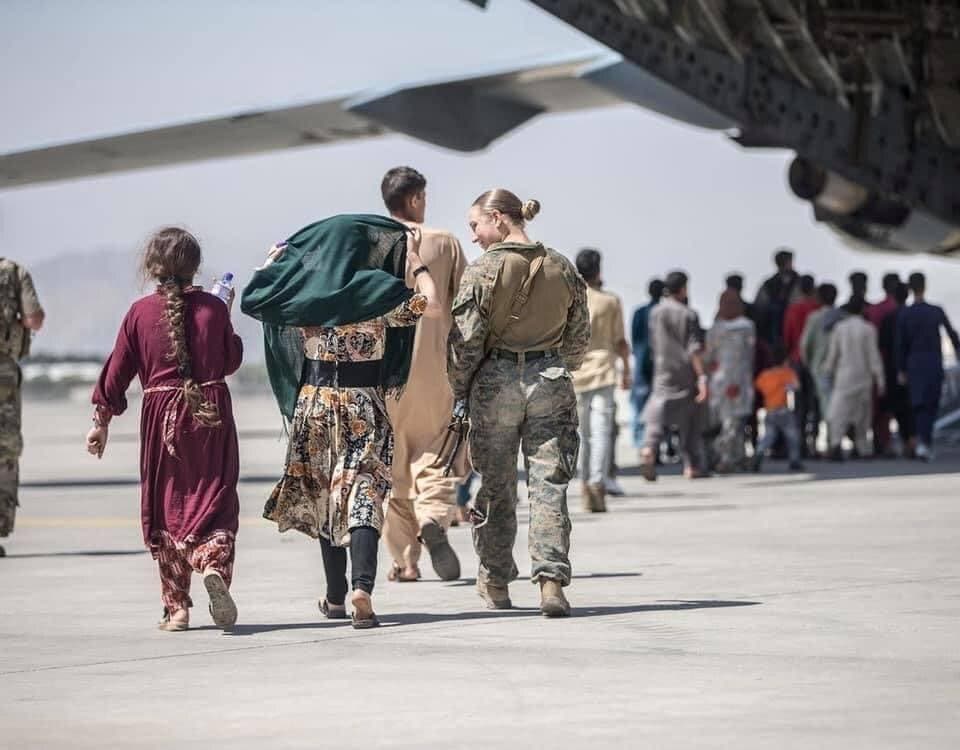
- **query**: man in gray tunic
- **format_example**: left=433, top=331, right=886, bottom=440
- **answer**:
left=639, top=271, right=708, bottom=480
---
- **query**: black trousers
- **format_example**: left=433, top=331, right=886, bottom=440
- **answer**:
left=319, top=527, right=379, bottom=604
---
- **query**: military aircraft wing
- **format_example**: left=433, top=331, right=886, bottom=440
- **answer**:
left=0, top=52, right=638, bottom=189
left=0, top=98, right=384, bottom=189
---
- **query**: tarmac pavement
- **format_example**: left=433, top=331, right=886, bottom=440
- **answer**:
left=1, top=395, right=958, bottom=748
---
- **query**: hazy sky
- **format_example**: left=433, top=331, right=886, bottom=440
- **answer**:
left=2, top=0, right=957, bottom=334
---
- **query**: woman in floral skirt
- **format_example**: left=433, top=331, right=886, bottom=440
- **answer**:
left=242, top=215, right=439, bottom=628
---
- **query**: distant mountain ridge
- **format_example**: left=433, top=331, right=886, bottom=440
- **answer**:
left=22, top=247, right=266, bottom=361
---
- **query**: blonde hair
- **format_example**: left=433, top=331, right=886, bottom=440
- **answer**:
left=472, top=189, right=541, bottom=225
left=140, top=227, right=221, bottom=428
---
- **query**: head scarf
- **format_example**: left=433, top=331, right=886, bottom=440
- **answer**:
left=716, top=288, right=744, bottom=321
left=241, top=214, right=415, bottom=420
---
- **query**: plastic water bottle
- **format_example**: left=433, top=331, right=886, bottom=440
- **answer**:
left=210, top=272, right=234, bottom=304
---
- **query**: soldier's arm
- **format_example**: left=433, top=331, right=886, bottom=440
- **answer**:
left=19, top=268, right=45, bottom=330
left=559, top=269, right=590, bottom=371
left=447, top=262, right=493, bottom=402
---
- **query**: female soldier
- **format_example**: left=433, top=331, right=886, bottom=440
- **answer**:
left=448, top=190, right=590, bottom=617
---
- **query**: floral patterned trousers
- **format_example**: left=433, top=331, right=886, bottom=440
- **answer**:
left=155, top=532, right=235, bottom=612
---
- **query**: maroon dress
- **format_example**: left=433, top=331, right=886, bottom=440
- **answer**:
left=93, top=289, right=243, bottom=555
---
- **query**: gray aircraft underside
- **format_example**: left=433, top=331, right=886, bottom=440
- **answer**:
left=2, top=0, right=958, bottom=257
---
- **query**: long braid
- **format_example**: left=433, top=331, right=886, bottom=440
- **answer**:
left=160, top=278, right=221, bottom=428
left=143, top=227, right=222, bottom=428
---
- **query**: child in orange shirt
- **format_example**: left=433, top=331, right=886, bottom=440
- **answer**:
left=753, top=344, right=804, bottom=472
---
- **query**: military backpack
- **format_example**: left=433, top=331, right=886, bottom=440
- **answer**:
left=0, top=260, right=30, bottom=360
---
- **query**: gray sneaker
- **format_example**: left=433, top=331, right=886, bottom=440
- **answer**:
left=418, top=520, right=461, bottom=581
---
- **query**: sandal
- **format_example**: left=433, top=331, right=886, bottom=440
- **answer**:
left=203, top=569, right=238, bottom=629
left=319, top=598, right=348, bottom=620
left=387, top=562, right=420, bottom=582
left=350, top=590, right=380, bottom=630
left=157, top=608, right=189, bottom=632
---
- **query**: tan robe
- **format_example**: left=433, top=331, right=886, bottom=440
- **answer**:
left=384, top=226, right=470, bottom=568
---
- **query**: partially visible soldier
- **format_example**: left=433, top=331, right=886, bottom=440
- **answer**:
left=380, top=166, right=470, bottom=583
left=0, top=256, right=45, bottom=557
left=449, top=188, right=589, bottom=618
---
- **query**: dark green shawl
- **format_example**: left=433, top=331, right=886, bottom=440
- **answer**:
left=241, top=214, right=415, bottom=420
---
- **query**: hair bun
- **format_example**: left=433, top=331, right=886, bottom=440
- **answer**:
left=521, top=199, right=541, bottom=222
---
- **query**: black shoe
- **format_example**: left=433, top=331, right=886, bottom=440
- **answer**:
left=0, top=544, right=5, bottom=557
left=829, top=446, right=844, bottom=462
left=418, top=520, right=461, bottom=581
left=751, top=456, right=763, bottom=473
left=788, top=461, right=805, bottom=472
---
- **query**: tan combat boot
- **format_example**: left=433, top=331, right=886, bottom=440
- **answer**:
left=539, top=579, right=571, bottom=618
left=477, top=579, right=512, bottom=610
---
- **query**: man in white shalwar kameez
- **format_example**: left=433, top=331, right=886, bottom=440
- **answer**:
left=822, top=297, right=885, bottom=459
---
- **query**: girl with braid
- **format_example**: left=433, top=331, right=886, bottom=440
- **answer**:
left=87, top=227, right=243, bottom=632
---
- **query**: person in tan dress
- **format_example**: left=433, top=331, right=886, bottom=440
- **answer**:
left=380, top=167, right=471, bottom=582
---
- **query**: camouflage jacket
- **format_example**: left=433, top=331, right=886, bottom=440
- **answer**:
left=447, top=242, right=590, bottom=401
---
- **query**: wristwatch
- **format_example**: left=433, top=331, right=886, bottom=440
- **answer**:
left=412, top=265, right=429, bottom=277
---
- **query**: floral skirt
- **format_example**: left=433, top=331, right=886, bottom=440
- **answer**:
left=264, top=384, right=394, bottom=546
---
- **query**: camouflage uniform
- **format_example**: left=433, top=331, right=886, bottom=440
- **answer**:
left=0, top=259, right=43, bottom=544
left=448, top=242, right=589, bottom=588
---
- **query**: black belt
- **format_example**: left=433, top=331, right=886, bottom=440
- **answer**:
left=302, top=359, right=382, bottom=388
left=488, top=348, right=559, bottom=362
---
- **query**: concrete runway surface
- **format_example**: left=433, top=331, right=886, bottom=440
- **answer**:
left=1, top=395, right=958, bottom=749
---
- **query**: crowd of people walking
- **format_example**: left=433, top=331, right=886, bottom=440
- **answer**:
left=1, top=168, right=956, bottom=634
left=608, top=248, right=960, bottom=492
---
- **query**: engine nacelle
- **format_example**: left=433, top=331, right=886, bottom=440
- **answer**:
left=788, top=157, right=960, bottom=256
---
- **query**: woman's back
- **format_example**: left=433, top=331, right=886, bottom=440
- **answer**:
left=125, top=289, right=243, bottom=385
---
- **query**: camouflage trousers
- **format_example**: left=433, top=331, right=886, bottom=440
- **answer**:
left=468, top=352, right=579, bottom=587
left=0, top=355, right=22, bottom=538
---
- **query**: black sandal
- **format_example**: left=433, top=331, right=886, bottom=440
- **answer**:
left=351, top=611, right=380, bottom=629
left=319, top=598, right=348, bottom=620
left=350, top=591, right=380, bottom=629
